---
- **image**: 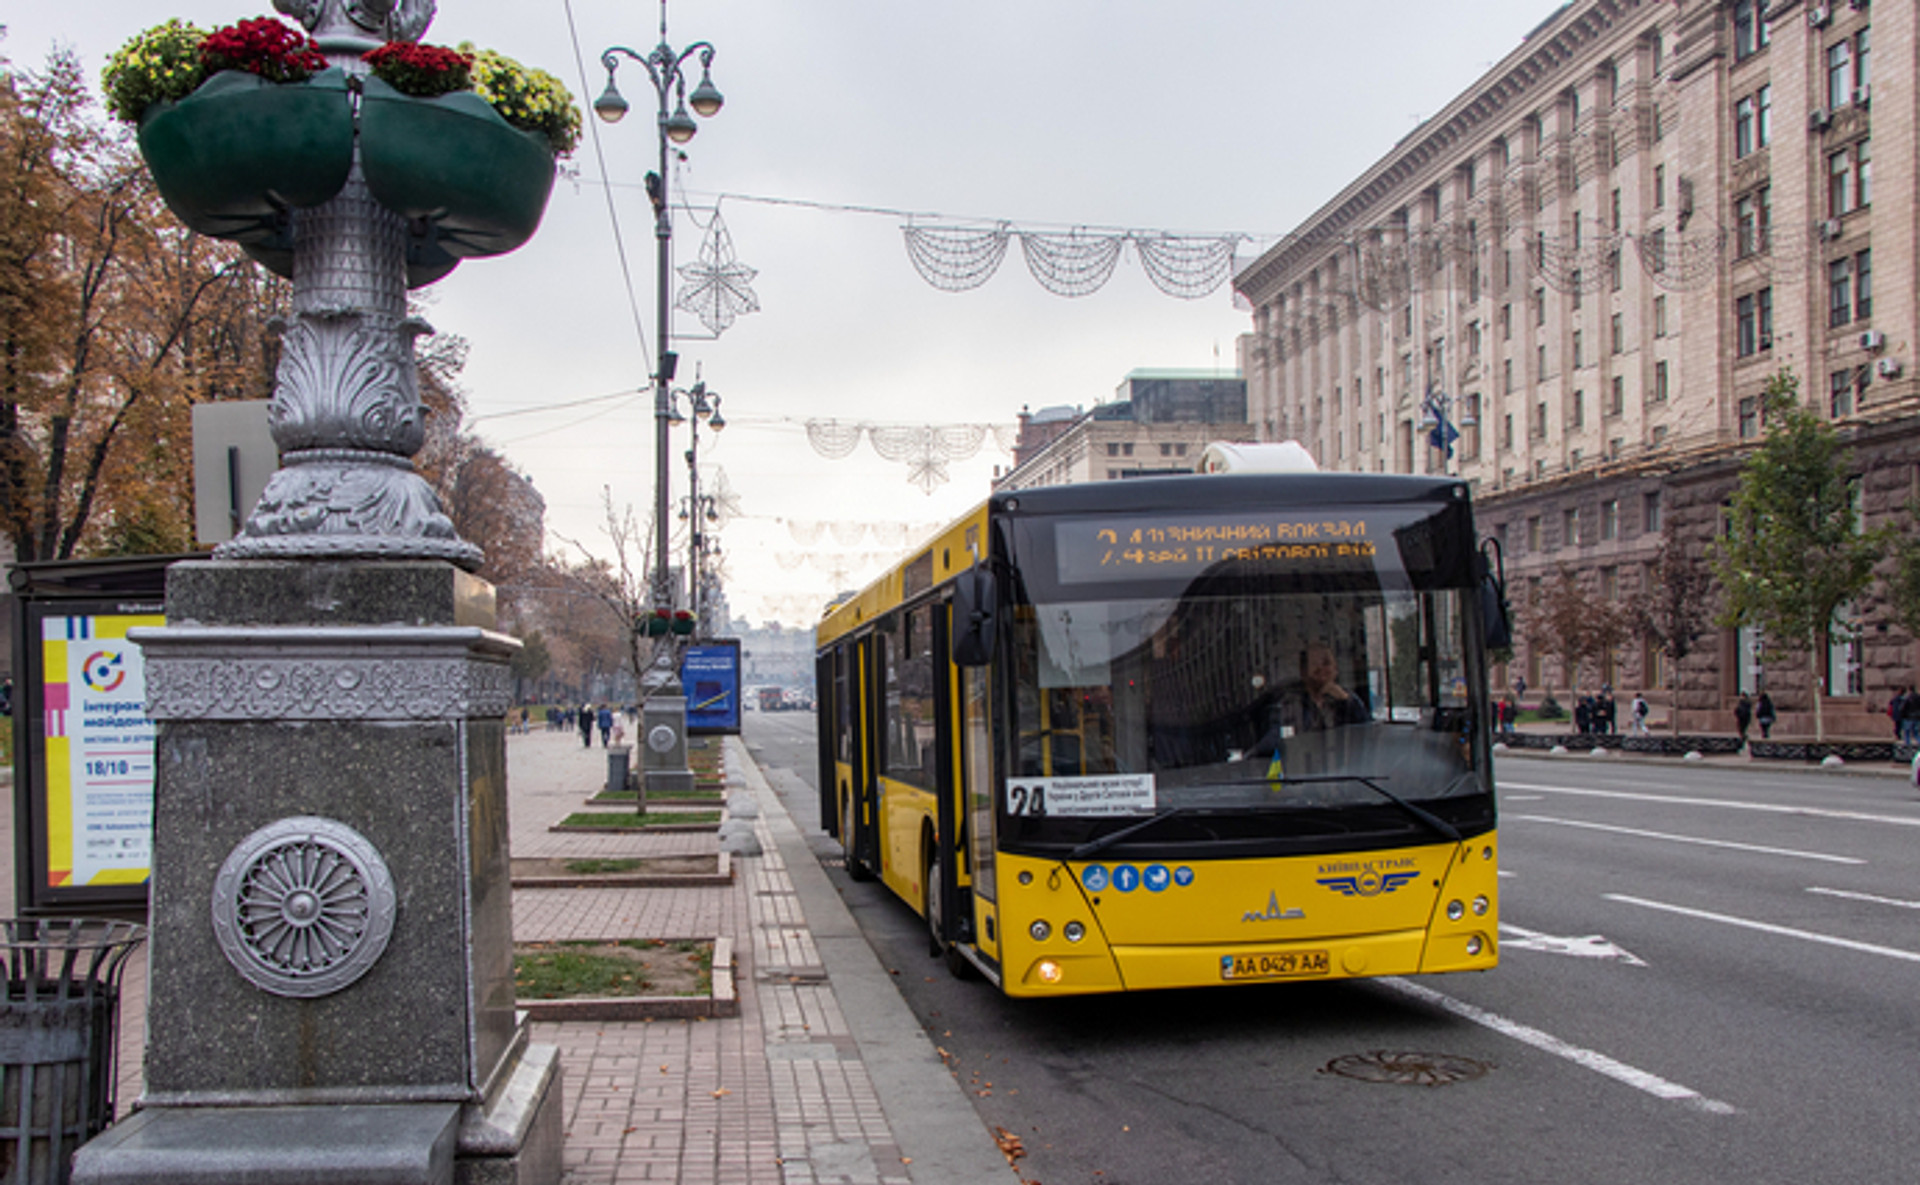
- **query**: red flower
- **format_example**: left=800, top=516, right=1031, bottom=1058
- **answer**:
left=200, top=17, right=327, bottom=83
left=363, top=41, right=473, bottom=97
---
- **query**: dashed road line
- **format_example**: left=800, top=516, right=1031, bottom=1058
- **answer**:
left=1606, top=893, right=1920, bottom=964
left=1509, top=814, right=1864, bottom=864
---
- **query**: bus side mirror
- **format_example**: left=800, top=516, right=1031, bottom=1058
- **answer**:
left=952, top=564, right=997, bottom=667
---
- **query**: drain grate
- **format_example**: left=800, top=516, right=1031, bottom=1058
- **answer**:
left=819, top=857, right=845, bottom=869
left=1321, top=1050, right=1492, bottom=1086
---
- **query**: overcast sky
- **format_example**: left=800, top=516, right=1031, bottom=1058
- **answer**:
left=7, top=0, right=1555, bottom=625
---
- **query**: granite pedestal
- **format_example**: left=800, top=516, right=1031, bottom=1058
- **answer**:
left=75, top=561, right=560, bottom=1185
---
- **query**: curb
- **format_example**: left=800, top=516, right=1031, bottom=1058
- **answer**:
left=517, top=937, right=738, bottom=1021
left=509, top=852, right=734, bottom=890
left=1495, top=744, right=1914, bottom=780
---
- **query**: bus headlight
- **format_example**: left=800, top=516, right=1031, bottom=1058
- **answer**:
left=1063, top=921, right=1086, bottom=943
left=1036, top=959, right=1064, bottom=984
left=1472, top=895, right=1489, bottom=916
left=1446, top=899, right=1465, bottom=921
left=1030, top=920, right=1051, bottom=942
left=1466, top=935, right=1484, bottom=956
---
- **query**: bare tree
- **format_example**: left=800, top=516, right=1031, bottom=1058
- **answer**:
left=1630, top=519, right=1718, bottom=734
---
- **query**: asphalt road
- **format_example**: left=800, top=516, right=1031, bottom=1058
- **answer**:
left=745, top=709, right=1920, bottom=1185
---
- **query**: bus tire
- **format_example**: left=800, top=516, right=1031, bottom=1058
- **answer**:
left=925, top=854, right=975, bottom=979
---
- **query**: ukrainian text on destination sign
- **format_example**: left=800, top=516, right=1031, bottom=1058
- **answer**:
left=1055, top=514, right=1387, bottom=583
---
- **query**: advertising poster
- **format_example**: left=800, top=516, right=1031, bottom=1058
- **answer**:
left=682, top=640, right=742, bottom=735
left=41, top=611, right=163, bottom=889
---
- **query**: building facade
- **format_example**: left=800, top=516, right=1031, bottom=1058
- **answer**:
left=1234, top=0, right=1919, bottom=735
left=996, top=370, right=1249, bottom=490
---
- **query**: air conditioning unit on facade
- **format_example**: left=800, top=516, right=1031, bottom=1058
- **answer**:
left=1808, top=5, right=1832, bottom=27
left=1875, top=356, right=1902, bottom=380
left=1859, top=330, right=1885, bottom=352
left=1819, top=219, right=1844, bottom=241
left=1809, top=108, right=1832, bottom=131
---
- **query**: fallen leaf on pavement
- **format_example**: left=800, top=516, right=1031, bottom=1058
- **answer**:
left=994, top=1126, right=1026, bottom=1165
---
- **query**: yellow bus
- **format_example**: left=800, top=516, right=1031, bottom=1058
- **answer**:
left=814, top=472, right=1507, bottom=997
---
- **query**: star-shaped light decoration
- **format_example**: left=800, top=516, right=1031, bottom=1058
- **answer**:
left=676, top=212, right=759, bottom=335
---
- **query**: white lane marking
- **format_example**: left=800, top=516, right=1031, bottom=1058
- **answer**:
left=1500, top=783, right=1920, bottom=828
left=1500, top=923, right=1647, bottom=965
left=1807, top=886, right=1920, bottom=910
left=1380, top=977, right=1735, bottom=1114
left=1605, top=894, right=1920, bottom=964
left=1510, top=814, right=1864, bottom=864
left=1503, top=794, right=1545, bottom=801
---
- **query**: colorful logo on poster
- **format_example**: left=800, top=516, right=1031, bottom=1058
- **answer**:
left=80, top=650, right=127, bottom=694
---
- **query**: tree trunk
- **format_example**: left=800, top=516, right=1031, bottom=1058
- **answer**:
left=1809, top=641, right=1825, bottom=742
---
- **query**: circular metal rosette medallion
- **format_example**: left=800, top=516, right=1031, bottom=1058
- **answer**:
left=211, top=816, right=398, bottom=998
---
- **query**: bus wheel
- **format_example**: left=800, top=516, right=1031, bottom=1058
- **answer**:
left=925, top=854, right=975, bottom=979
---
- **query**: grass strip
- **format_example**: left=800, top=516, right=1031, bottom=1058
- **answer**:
left=558, top=810, right=722, bottom=829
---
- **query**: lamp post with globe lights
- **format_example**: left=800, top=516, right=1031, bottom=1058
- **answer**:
left=592, top=18, right=722, bottom=643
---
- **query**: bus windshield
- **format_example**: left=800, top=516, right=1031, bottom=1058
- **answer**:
left=1009, top=588, right=1482, bottom=817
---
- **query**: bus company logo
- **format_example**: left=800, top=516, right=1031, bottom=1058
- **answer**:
left=1242, top=891, right=1305, bottom=923
left=1316, top=870, right=1420, bottom=898
left=81, top=649, right=127, bottom=694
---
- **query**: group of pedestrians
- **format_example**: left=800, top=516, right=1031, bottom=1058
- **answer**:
left=1887, top=686, right=1920, bottom=745
left=574, top=703, right=627, bottom=748
left=1733, top=691, right=1777, bottom=746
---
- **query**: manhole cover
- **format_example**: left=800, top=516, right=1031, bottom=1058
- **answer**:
left=1321, top=1050, right=1492, bottom=1086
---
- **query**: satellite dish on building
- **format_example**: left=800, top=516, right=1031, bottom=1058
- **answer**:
left=1197, top=441, right=1319, bottom=474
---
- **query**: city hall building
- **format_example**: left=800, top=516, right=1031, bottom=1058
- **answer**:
left=1234, top=0, right=1919, bottom=736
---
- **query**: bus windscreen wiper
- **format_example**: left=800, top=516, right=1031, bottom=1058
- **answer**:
left=1069, top=807, right=1198, bottom=860
left=1308, top=774, right=1460, bottom=842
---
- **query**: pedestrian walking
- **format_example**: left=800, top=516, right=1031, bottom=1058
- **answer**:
left=1902, top=686, right=1920, bottom=747
left=1755, top=691, right=1777, bottom=739
left=1574, top=692, right=1594, bottom=735
left=1734, top=693, right=1753, bottom=746
left=597, top=704, right=614, bottom=747
left=1630, top=692, right=1650, bottom=735
left=1597, top=685, right=1617, bottom=734
left=578, top=703, right=593, bottom=748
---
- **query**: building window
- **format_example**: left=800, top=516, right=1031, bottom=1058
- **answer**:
left=1829, top=257, right=1853, bottom=328
left=1653, top=164, right=1665, bottom=209
left=1654, top=359, right=1669, bottom=403
left=1602, top=501, right=1619, bottom=541
left=1734, top=86, right=1771, bottom=156
left=1527, top=516, right=1541, bottom=551
left=1830, top=368, right=1856, bottom=419
left=1738, top=395, right=1760, bottom=438
left=1829, top=140, right=1869, bottom=216
left=1563, top=507, right=1580, bottom=547
left=1534, top=400, right=1548, bottom=438
left=1610, top=375, right=1625, bottom=416
left=1610, top=187, right=1622, bottom=231
left=1500, top=303, right=1512, bottom=340
left=1855, top=248, right=1872, bottom=319
left=1653, top=295, right=1668, bottom=338
left=1736, top=288, right=1772, bottom=357
left=1106, top=443, right=1119, bottom=457
left=1732, top=0, right=1768, bottom=60
left=1735, top=187, right=1770, bottom=256
left=1504, top=358, right=1514, bottom=393
left=1572, top=212, right=1583, bottom=252
left=1571, top=389, right=1585, bottom=430
left=1571, top=273, right=1583, bottom=310
left=1827, top=38, right=1853, bottom=111
left=1537, top=343, right=1548, bottom=376
left=1502, top=412, right=1514, bottom=449
left=1609, top=248, right=1623, bottom=292
left=1644, top=490, right=1662, bottom=533
left=1610, top=313, right=1625, bottom=355
left=1122, top=442, right=1134, bottom=456
left=1534, top=290, right=1546, bottom=327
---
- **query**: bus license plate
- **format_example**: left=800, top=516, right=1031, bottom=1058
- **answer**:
left=1220, top=950, right=1331, bottom=981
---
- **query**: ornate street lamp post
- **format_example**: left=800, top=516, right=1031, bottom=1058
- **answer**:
left=673, top=381, right=722, bottom=635
left=592, top=18, right=723, bottom=637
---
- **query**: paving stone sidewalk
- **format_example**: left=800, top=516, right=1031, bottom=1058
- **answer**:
left=0, top=725, right=1012, bottom=1185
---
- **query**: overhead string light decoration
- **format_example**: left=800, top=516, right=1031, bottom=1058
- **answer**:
left=804, top=419, right=1017, bottom=493
left=675, top=205, right=761, bottom=335
left=900, top=224, right=1245, bottom=300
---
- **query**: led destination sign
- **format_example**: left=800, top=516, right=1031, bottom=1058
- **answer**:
left=1054, top=512, right=1391, bottom=584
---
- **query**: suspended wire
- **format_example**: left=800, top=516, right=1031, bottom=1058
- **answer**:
left=562, top=0, right=653, bottom=373
left=469, top=388, right=643, bottom=422
left=489, top=393, right=649, bottom=446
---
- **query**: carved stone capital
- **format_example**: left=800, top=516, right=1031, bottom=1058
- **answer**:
left=269, top=309, right=427, bottom=456
left=132, top=626, right=519, bottom=720
left=219, top=451, right=483, bottom=570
